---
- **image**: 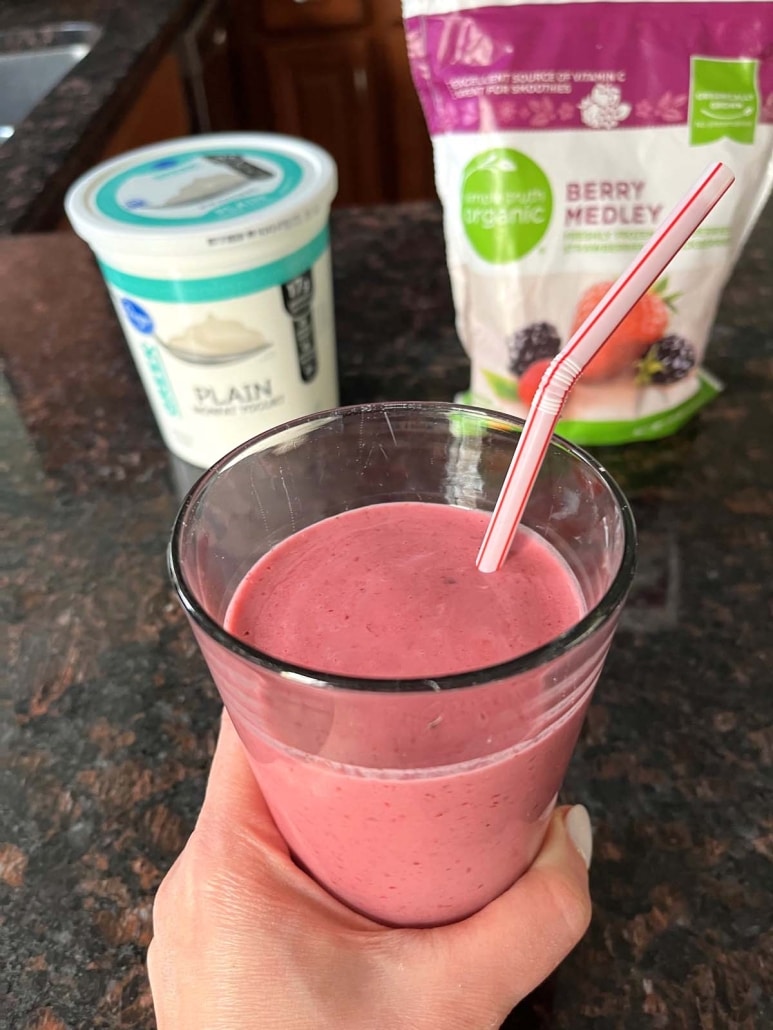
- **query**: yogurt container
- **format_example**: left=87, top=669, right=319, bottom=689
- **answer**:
left=66, top=133, right=339, bottom=467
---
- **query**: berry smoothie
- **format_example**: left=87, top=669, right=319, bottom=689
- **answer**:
left=220, top=501, right=595, bottom=926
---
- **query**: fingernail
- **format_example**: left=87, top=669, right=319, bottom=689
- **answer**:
left=565, top=805, right=593, bottom=870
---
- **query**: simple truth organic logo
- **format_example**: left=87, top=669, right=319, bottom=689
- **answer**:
left=461, top=148, right=552, bottom=263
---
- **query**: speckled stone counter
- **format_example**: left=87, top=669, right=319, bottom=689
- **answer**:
left=0, top=0, right=198, bottom=234
left=1, top=203, right=772, bottom=1029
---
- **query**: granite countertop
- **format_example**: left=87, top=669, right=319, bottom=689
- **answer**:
left=2, top=203, right=772, bottom=1028
left=0, top=0, right=199, bottom=235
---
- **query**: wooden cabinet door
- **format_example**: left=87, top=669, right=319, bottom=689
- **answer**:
left=100, top=52, right=191, bottom=161
left=260, top=37, right=384, bottom=204
left=260, top=0, right=366, bottom=31
left=188, top=0, right=242, bottom=131
left=229, top=0, right=438, bottom=203
left=381, top=24, right=435, bottom=201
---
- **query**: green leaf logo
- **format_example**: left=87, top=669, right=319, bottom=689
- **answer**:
left=461, top=149, right=553, bottom=263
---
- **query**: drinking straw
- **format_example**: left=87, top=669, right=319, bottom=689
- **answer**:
left=476, top=161, right=735, bottom=574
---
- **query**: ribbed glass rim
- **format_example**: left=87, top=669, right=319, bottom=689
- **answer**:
left=169, top=401, right=637, bottom=694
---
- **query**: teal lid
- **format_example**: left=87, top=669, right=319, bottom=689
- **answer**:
left=65, top=133, right=337, bottom=255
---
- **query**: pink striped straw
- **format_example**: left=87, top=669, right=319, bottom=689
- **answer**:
left=476, top=161, right=735, bottom=574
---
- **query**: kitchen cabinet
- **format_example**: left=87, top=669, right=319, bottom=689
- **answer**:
left=100, top=51, right=192, bottom=162
left=228, top=0, right=436, bottom=204
left=256, top=36, right=384, bottom=203
left=260, top=0, right=367, bottom=32
left=54, top=50, right=193, bottom=229
left=96, top=0, right=242, bottom=162
left=180, top=0, right=243, bottom=132
left=381, top=22, right=435, bottom=203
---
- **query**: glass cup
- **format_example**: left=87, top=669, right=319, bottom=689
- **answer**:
left=169, top=402, right=636, bottom=927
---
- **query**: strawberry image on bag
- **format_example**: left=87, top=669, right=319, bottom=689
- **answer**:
left=403, top=0, right=773, bottom=443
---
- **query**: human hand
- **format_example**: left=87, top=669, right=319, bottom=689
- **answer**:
left=148, top=712, right=593, bottom=1030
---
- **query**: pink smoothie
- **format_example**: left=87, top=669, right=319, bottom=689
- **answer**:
left=220, top=501, right=595, bottom=926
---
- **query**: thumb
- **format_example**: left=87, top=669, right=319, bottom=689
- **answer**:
left=432, top=805, right=593, bottom=1018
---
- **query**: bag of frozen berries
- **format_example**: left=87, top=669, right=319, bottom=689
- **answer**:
left=403, top=0, right=773, bottom=443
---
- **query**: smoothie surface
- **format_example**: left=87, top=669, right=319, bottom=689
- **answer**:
left=225, top=502, right=585, bottom=678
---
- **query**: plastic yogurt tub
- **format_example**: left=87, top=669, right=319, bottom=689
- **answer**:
left=66, top=133, right=339, bottom=468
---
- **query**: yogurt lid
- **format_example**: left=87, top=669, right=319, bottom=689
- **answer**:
left=65, top=133, right=337, bottom=255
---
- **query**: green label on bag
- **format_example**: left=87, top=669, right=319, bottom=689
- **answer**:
left=461, top=149, right=552, bottom=263
left=459, top=370, right=723, bottom=446
left=689, top=57, right=759, bottom=145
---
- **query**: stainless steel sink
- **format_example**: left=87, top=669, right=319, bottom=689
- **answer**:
left=0, top=22, right=102, bottom=142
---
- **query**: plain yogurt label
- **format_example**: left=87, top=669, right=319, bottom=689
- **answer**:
left=104, top=238, right=337, bottom=468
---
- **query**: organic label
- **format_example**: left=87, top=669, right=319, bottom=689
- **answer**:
left=689, top=58, right=759, bottom=145
left=461, top=149, right=552, bottom=263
